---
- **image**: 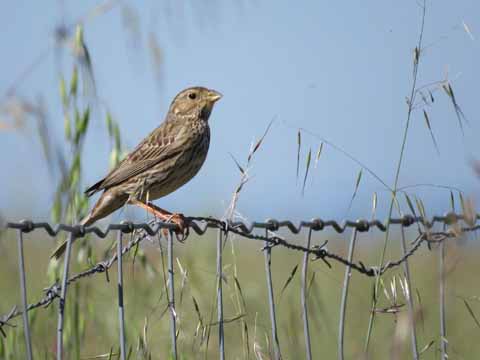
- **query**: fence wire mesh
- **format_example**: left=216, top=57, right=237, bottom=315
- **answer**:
left=1, top=213, right=478, bottom=359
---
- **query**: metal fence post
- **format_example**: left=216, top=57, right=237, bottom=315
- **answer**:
left=400, top=226, right=419, bottom=359
left=439, top=233, right=447, bottom=359
left=116, top=230, right=126, bottom=360
left=338, top=228, right=358, bottom=360
left=167, top=231, right=178, bottom=359
left=16, top=229, right=33, bottom=360
left=301, top=228, right=313, bottom=360
left=57, top=233, right=74, bottom=360
left=217, top=228, right=225, bottom=360
left=264, top=229, right=281, bottom=360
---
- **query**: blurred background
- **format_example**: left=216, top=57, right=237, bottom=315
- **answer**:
left=1, top=0, right=479, bottom=223
left=1, top=1, right=479, bottom=359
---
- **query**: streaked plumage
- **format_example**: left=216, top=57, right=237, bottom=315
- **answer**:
left=51, top=86, right=221, bottom=259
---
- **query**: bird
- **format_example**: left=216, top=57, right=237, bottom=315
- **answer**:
left=51, top=86, right=222, bottom=259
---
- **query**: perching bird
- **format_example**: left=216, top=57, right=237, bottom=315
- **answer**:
left=51, top=86, right=222, bottom=259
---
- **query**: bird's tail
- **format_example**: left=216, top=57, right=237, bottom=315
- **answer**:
left=49, top=191, right=128, bottom=260
left=49, top=214, right=95, bottom=260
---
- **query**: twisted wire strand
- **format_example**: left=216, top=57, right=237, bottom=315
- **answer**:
left=1, top=213, right=478, bottom=335
left=7, top=212, right=478, bottom=236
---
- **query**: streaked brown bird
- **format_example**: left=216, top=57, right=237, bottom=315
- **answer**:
left=51, top=86, right=222, bottom=259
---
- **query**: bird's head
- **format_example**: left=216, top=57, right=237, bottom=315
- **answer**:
left=169, top=87, right=222, bottom=121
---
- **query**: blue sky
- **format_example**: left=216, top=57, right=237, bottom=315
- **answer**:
left=1, top=0, right=479, bottom=223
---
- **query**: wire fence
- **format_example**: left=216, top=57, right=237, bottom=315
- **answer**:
left=1, top=213, right=479, bottom=359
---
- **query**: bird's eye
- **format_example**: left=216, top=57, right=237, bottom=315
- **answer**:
left=188, top=92, right=197, bottom=100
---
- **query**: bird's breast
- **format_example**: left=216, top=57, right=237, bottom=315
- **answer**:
left=141, top=125, right=210, bottom=200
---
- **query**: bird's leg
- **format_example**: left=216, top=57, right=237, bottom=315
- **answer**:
left=130, top=199, right=188, bottom=239
left=146, top=202, right=187, bottom=233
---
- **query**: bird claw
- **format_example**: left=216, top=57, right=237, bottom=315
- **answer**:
left=161, top=213, right=189, bottom=242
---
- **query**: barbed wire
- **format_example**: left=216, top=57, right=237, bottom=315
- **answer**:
left=1, top=213, right=478, bottom=336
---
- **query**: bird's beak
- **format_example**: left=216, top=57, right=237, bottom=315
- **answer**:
left=207, top=90, right=222, bottom=103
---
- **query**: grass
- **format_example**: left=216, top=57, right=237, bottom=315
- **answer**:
left=0, top=1, right=477, bottom=359
left=1, top=227, right=480, bottom=359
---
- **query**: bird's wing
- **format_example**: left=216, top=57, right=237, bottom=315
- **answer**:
left=85, top=121, right=186, bottom=196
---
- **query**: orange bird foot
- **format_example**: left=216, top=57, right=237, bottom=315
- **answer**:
left=130, top=200, right=189, bottom=241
